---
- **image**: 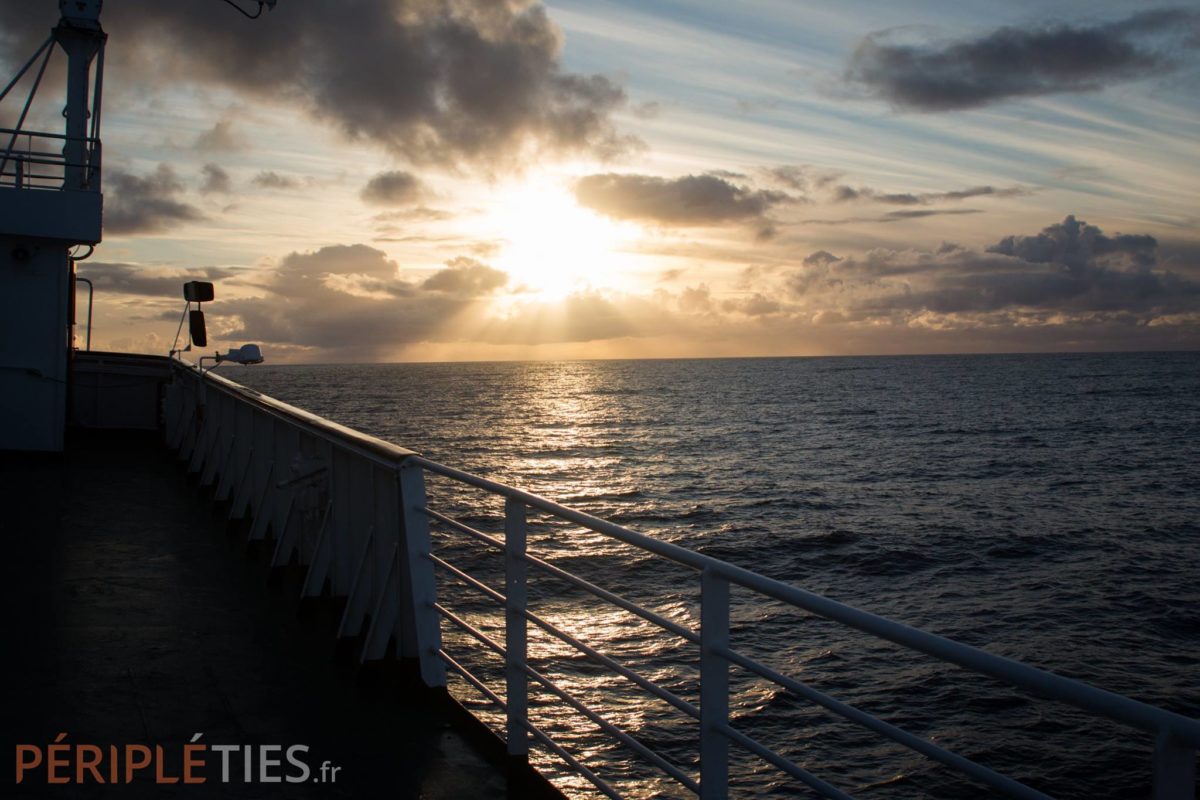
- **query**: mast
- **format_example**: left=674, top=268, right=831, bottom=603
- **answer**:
left=0, top=1, right=107, bottom=451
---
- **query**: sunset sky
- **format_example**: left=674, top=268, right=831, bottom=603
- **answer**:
left=3, top=0, right=1198, bottom=361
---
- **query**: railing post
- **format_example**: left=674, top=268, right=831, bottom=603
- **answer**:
left=700, top=566, right=730, bottom=800
left=399, top=460, right=445, bottom=687
left=1153, top=729, right=1196, bottom=800
left=505, top=497, right=529, bottom=759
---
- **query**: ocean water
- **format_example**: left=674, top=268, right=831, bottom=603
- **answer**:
left=232, top=352, right=1200, bottom=799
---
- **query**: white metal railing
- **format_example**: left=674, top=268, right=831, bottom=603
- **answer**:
left=163, top=360, right=1199, bottom=799
left=0, top=128, right=102, bottom=191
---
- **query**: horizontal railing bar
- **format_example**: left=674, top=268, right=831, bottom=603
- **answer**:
left=717, top=723, right=853, bottom=800
left=0, top=154, right=88, bottom=167
left=521, top=606, right=701, bottom=721
left=435, top=602, right=506, bottom=660
left=172, top=358, right=419, bottom=468
left=441, top=647, right=623, bottom=800
left=424, top=503, right=701, bottom=647
left=425, top=553, right=506, bottom=607
left=412, top=454, right=1200, bottom=745
left=522, top=549, right=702, bottom=647
left=521, top=660, right=700, bottom=794
left=438, top=648, right=507, bottom=710
left=0, top=127, right=101, bottom=143
left=520, top=716, right=623, bottom=800
left=422, top=506, right=504, bottom=550
left=718, top=646, right=1052, bottom=800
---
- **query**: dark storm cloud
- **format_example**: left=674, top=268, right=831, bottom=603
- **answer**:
left=574, top=173, right=792, bottom=226
left=105, top=165, right=205, bottom=234
left=80, top=264, right=239, bottom=298
left=199, top=163, right=232, bottom=194
left=0, top=1, right=631, bottom=166
left=360, top=170, right=427, bottom=206
left=846, top=9, right=1200, bottom=111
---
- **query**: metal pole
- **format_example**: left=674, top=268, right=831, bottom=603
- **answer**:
left=60, top=28, right=96, bottom=190
left=0, top=35, right=53, bottom=104
left=0, top=40, right=54, bottom=178
left=398, top=462, right=446, bottom=687
left=505, top=497, right=529, bottom=758
left=76, top=276, right=93, bottom=350
left=700, top=567, right=730, bottom=800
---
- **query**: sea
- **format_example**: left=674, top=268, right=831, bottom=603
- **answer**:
left=232, top=351, right=1200, bottom=799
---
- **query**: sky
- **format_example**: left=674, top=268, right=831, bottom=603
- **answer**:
left=2, top=0, right=1198, bottom=362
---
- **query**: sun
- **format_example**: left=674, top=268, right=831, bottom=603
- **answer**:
left=486, top=177, right=635, bottom=301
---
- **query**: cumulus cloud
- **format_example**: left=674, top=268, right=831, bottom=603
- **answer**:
left=846, top=9, right=1200, bottom=111
left=421, top=256, right=507, bottom=296
left=0, top=1, right=632, bottom=167
left=219, top=244, right=513, bottom=356
left=105, top=165, right=205, bottom=234
left=574, top=173, right=792, bottom=227
left=988, top=214, right=1157, bottom=272
left=360, top=170, right=427, bottom=206
left=786, top=216, right=1199, bottom=318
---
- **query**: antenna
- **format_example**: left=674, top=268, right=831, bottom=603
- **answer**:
left=218, top=0, right=278, bottom=20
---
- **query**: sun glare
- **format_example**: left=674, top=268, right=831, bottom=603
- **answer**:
left=487, top=178, right=636, bottom=301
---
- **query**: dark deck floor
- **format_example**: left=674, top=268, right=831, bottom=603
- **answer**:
left=1, top=430, right=543, bottom=798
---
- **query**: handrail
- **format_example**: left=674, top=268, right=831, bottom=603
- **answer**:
left=169, top=357, right=418, bottom=467
left=412, top=454, right=1200, bottom=747
left=0, top=127, right=102, bottom=190
left=159, top=365, right=1199, bottom=799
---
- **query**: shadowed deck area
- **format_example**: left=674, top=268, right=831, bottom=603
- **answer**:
left=1, top=429, right=549, bottom=798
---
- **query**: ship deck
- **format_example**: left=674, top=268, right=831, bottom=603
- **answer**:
left=1, top=429, right=548, bottom=797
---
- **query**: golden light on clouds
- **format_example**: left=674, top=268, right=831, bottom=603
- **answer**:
left=486, top=177, right=642, bottom=302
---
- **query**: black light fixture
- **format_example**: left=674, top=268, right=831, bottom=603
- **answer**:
left=171, top=281, right=214, bottom=355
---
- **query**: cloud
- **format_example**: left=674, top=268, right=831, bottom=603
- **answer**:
left=987, top=214, right=1157, bottom=272
left=193, top=120, right=243, bottom=152
left=574, top=172, right=792, bottom=227
left=832, top=184, right=1027, bottom=205
left=369, top=208, right=453, bottom=224
left=803, top=250, right=842, bottom=267
left=785, top=215, right=1199, bottom=317
left=360, top=170, right=427, bottom=206
left=722, top=293, right=783, bottom=316
left=105, top=165, right=205, bottom=234
left=0, top=1, right=632, bottom=168
left=846, top=9, right=1200, bottom=111
left=421, top=256, right=507, bottom=296
left=221, top=244, right=513, bottom=356
left=761, top=164, right=841, bottom=193
left=199, top=163, right=232, bottom=194
left=79, top=264, right=239, bottom=298
left=252, top=171, right=300, bottom=190
left=802, top=208, right=983, bottom=226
